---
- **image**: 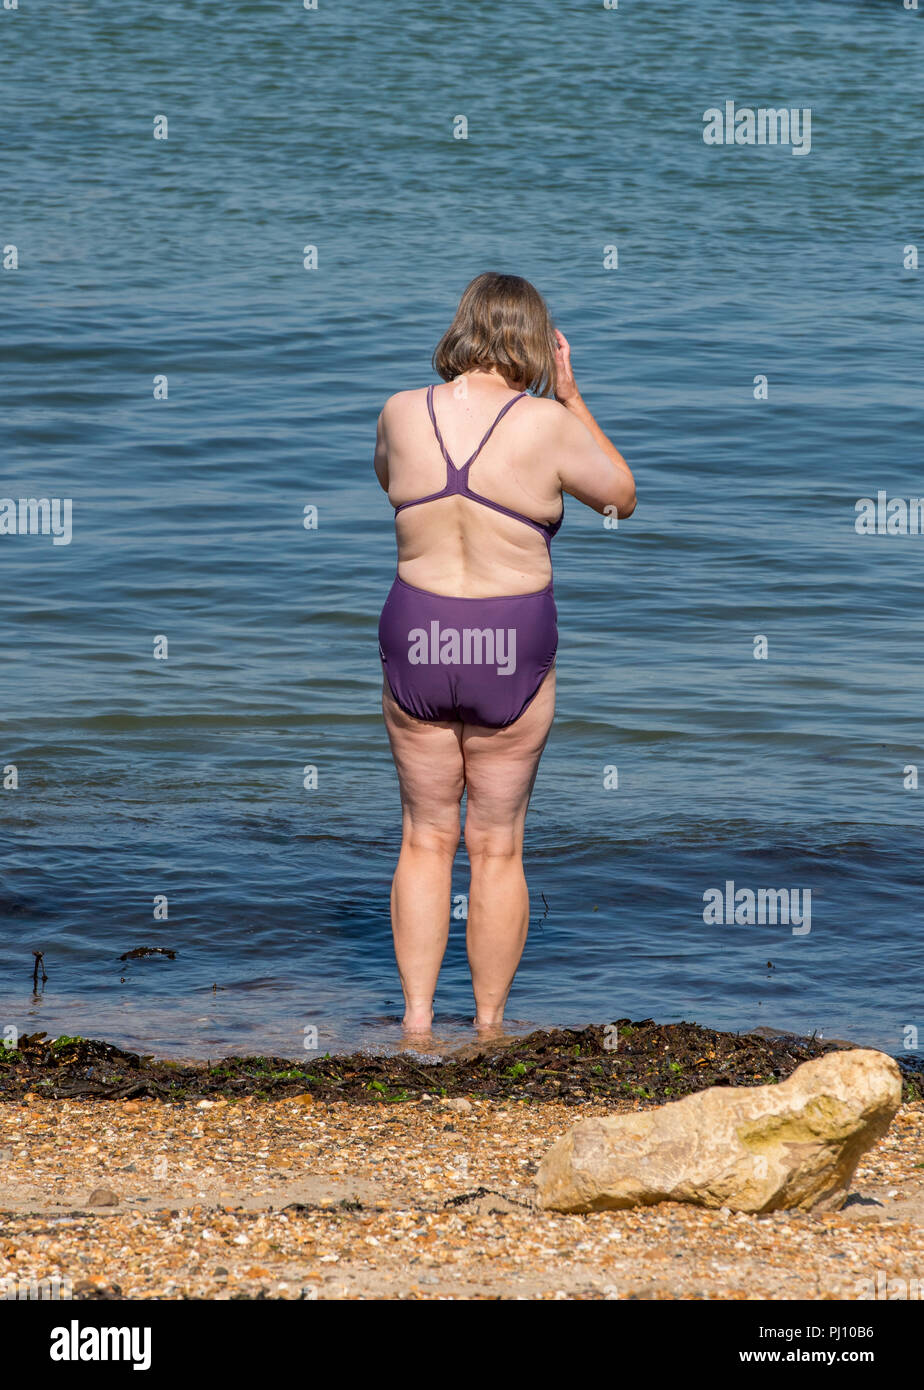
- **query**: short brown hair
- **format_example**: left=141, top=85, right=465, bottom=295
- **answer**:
left=432, top=272, right=557, bottom=397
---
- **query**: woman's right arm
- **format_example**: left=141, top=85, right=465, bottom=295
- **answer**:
left=552, top=331, right=636, bottom=518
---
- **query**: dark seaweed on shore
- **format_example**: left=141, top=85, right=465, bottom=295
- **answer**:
left=1, top=1022, right=921, bottom=1106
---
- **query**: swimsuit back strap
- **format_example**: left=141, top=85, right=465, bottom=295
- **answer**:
left=427, top=383, right=528, bottom=473
left=426, top=384, right=456, bottom=473
left=462, top=486, right=560, bottom=547
left=461, top=389, right=528, bottom=469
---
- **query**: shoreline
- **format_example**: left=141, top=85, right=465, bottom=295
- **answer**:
left=1, top=1018, right=922, bottom=1300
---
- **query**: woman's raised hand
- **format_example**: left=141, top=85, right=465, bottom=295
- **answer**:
left=553, top=329, right=581, bottom=405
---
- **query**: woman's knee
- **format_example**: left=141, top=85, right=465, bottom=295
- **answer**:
left=402, top=815, right=460, bottom=857
left=464, top=821, right=521, bottom=861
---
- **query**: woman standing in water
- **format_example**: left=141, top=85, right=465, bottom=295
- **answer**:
left=375, top=272, right=636, bottom=1035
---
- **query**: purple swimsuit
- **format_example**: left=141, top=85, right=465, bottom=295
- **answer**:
left=379, top=384, right=563, bottom=728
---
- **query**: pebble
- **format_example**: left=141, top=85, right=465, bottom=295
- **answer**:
left=86, top=1187, right=120, bottom=1207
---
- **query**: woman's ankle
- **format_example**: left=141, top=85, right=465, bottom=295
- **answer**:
left=402, top=1002, right=434, bottom=1030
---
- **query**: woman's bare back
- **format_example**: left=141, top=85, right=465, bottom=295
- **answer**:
left=380, top=381, right=566, bottom=597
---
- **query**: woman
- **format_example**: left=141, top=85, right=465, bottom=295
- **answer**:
left=374, top=272, right=636, bottom=1036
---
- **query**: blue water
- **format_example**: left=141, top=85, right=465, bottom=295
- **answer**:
left=1, top=0, right=921, bottom=1059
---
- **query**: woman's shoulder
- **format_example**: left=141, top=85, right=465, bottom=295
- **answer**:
left=380, top=385, right=568, bottom=432
left=380, top=385, right=430, bottom=417
left=512, top=392, right=572, bottom=442
left=519, top=393, right=566, bottom=417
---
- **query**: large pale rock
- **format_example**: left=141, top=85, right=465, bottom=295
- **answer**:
left=536, top=1048, right=902, bottom=1214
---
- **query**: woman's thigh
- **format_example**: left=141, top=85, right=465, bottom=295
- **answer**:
left=462, top=665, right=556, bottom=851
left=382, top=678, right=465, bottom=836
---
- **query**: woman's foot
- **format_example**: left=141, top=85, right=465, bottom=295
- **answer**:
left=472, top=1015, right=506, bottom=1040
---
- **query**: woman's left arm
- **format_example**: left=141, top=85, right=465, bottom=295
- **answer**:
left=373, top=406, right=389, bottom=492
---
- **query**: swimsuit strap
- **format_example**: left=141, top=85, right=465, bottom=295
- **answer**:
left=425, top=384, right=457, bottom=472
left=461, top=388, right=528, bottom=470
left=426, top=382, right=528, bottom=473
left=461, top=486, right=563, bottom=549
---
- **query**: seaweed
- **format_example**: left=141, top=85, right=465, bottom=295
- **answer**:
left=1, top=1021, right=920, bottom=1106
